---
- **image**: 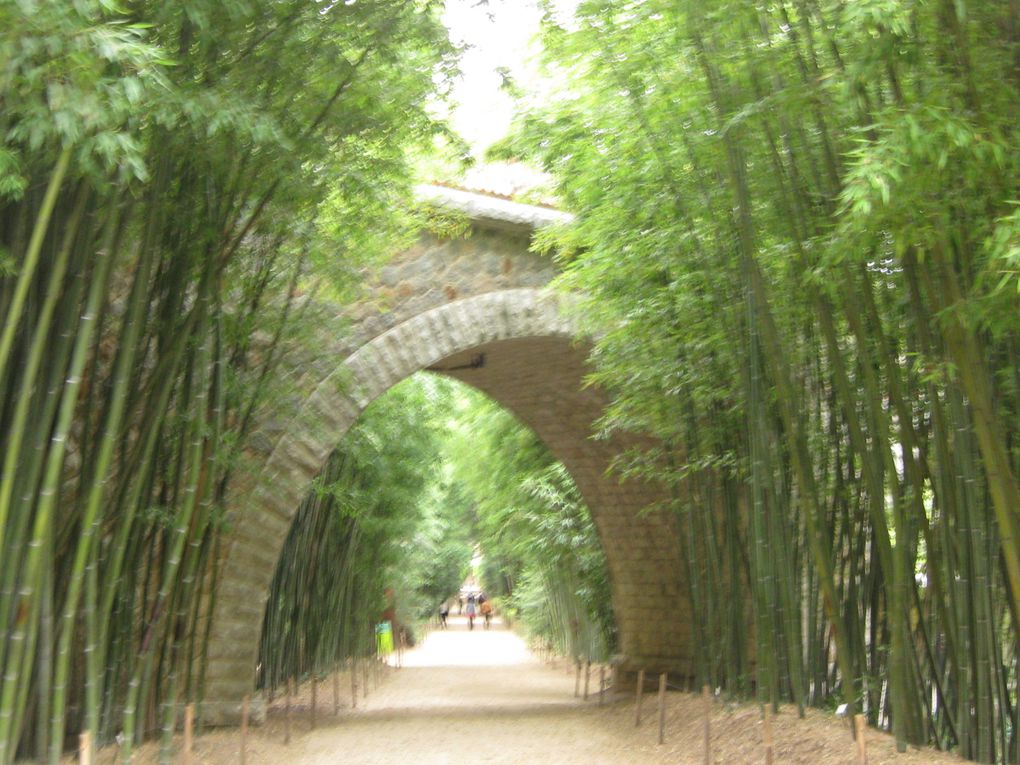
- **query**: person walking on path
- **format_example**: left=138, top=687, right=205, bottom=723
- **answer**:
left=480, top=599, right=493, bottom=630
left=439, top=600, right=450, bottom=628
left=465, top=597, right=477, bottom=630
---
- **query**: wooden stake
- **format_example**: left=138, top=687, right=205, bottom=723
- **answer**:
left=634, top=669, right=646, bottom=727
left=599, top=665, right=606, bottom=705
left=657, top=673, right=667, bottom=745
left=285, top=678, right=292, bottom=745
left=350, top=658, right=358, bottom=710
left=583, top=659, right=591, bottom=701
left=854, top=714, right=868, bottom=765
left=183, top=703, right=194, bottom=765
left=762, top=706, right=774, bottom=765
left=310, top=675, right=317, bottom=730
left=362, top=657, right=368, bottom=698
left=703, top=685, right=712, bottom=765
left=574, top=659, right=581, bottom=698
left=333, top=668, right=340, bottom=715
left=240, top=695, right=250, bottom=765
left=78, top=731, right=91, bottom=765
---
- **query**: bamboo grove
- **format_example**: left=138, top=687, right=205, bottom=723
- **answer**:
left=0, top=2, right=450, bottom=762
left=5, top=0, right=1020, bottom=764
left=501, top=0, right=1020, bottom=761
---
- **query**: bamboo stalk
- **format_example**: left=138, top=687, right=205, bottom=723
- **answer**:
left=0, top=183, right=86, bottom=561
left=120, top=307, right=214, bottom=764
left=0, top=222, right=119, bottom=765
left=0, top=147, right=72, bottom=383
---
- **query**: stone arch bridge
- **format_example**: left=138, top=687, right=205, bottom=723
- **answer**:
left=203, top=186, right=691, bottom=723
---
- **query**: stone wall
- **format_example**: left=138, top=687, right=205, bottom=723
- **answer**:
left=344, top=226, right=557, bottom=356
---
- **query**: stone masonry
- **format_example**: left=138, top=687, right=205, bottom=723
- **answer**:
left=201, top=187, right=692, bottom=725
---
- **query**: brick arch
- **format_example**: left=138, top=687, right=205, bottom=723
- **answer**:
left=203, top=247, right=692, bottom=726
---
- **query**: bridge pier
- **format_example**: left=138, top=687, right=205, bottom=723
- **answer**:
left=200, top=697, right=265, bottom=728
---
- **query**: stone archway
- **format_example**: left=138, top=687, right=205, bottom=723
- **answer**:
left=201, top=193, right=693, bottom=724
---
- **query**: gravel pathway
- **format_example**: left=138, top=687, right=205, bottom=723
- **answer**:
left=73, top=614, right=968, bottom=764
left=289, top=616, right=640, bottom=765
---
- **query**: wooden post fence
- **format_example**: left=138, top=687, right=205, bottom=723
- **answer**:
left=240, top=695, right=250, bottom=765
left=657, top=673, right=667, bottom=745
left=634, top=669, right=646, bottom=727
left=583, top=659, right=591, bottom=701
left=350, top=658, right=358, bottom=710
left=763, top=705, right=774, bottom=765
left=854, top=714, right=868, bottom=765
left=310, top=675, right=317, bottom=730
left=78, top=731, right=91, bottom=765
left=702, top=685, right=712, bottom=765
left=334, top=668, right=340, bottom=716
left=183, top=703, right=194, bottom=765
left=574, top=659, right=581, bottom=698
left=285, top=678, right=293, bottom=745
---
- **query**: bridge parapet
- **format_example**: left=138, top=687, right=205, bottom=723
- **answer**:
left=343, top=185, right=569, bottom=356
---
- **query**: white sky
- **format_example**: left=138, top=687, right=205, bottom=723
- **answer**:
left=442, top=0, right=547, bottom=157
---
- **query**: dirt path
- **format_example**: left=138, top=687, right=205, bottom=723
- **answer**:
left=286, top=615, right=638, bottom=764
left=255, top=616, right=965, bottom=765
left=85, top=615, right=968, bottom=764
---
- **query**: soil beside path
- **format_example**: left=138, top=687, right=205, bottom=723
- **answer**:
left=70, top=615, right=967, bottom=765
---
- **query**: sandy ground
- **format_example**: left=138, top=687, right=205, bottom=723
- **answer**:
left=73, top=615, right=967, bottom=764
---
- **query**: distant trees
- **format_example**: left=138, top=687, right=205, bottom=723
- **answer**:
left=444, top=392, right=614, bottom=662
